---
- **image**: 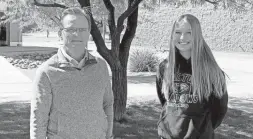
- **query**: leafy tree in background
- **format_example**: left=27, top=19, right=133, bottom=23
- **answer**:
left=1, top=0, right=62, bottom=32
left=1, top=0, right=126, bottom=33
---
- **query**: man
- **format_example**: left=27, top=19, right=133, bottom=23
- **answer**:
left=0, top=26, right=7, bottom=46
left=30, top=7, right=114, bottom=139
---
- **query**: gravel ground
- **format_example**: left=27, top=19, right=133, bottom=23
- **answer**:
left=3, top=52, right=57, bottom=69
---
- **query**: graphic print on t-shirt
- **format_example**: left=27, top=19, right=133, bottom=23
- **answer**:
left=167, top=72, right=198, bottom=109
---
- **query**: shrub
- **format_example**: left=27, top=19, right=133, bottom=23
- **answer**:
left=129, top=49, right=159, bottom=72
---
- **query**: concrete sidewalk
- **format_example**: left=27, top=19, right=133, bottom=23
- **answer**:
left=0, top=50, right=253, bottom=105
left=0, top=56, right=32, bottom=103
left=0, top=55, right=157, bottom=104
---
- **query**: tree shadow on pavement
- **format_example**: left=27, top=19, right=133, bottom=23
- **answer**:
left=0, top=97, right=252, bottom=139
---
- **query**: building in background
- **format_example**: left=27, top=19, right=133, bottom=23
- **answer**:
left=0, top=1, right=22, bottom=47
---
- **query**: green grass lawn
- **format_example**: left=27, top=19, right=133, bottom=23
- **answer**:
left=0, top=97, right=252, bottom=139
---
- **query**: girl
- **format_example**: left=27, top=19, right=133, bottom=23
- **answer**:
left=156, top=14, right=228, bottom=139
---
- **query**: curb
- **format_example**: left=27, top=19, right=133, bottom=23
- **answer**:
left=0, top=46, right=58, bottom=57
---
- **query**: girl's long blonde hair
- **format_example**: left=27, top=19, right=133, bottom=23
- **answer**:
left=163, top=14, right=227, bottom=102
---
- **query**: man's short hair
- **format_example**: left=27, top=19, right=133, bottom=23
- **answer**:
left=61, top=7, right=91, bottom=32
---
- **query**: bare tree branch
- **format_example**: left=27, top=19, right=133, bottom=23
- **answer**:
left=226, top=0, right=249, bottom=11
left=205, top=0, right=221, bottom=5
left=103, top=0, right=116, bottom=36
left=102, top=0, right=118, bottom=64
left=80, top=0, right=115, bottom=68
left=54, top=16, right=60, bottom=22
left=36, top=7, right=61, bottom=26
left=33, top=0, right=68, bottom=9
left=76, top=0, right=90, bottom=7
left=117, top=0, right=142, bottom=29
left=112, top=0, right=143, bottom=59
left=244, top=0, right=253, bottom=5
left=119, top=0, right=139, bottom=68
left=94, top=20, right=103, bottom=28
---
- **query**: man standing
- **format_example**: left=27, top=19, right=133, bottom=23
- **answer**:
left=0, top=26, right=6, bottom=46
left=30, top=7, right=114, bottom=139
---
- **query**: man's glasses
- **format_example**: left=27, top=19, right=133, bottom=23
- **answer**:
left=62, top=28, right=88, bottom=33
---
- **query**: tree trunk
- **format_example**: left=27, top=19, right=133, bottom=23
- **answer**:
left=77, top=0, right=140, bottom=121
left=102, top=15, right=106, bottom=40
left=112, top=65, right=127, bottom=121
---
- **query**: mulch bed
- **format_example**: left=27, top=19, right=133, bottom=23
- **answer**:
left=3, top=52, right=57, bottom=69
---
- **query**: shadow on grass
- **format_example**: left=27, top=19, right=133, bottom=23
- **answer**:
left=114, top=98, right=253, bottom=139
left=0, top=101, right=30, bottom=139
left=114, top=100, right=161, bottom=139
left=215, top=97, right=253, bottom=139
left=0, top=98, right=252, bottom=139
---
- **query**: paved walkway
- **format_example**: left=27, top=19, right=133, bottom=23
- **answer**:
left=0, top=48, right=253, bottom=104
left=0, top=56, right=32, bottom=103
left=0, top=55, right=157, bottom=104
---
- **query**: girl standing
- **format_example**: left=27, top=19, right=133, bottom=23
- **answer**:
left=156, top=14, right=228, bottom=139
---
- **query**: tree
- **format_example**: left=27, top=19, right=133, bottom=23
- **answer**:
left=0, top=0, right=63, bottom=32
left=31, top=0, right=142, bottom=121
